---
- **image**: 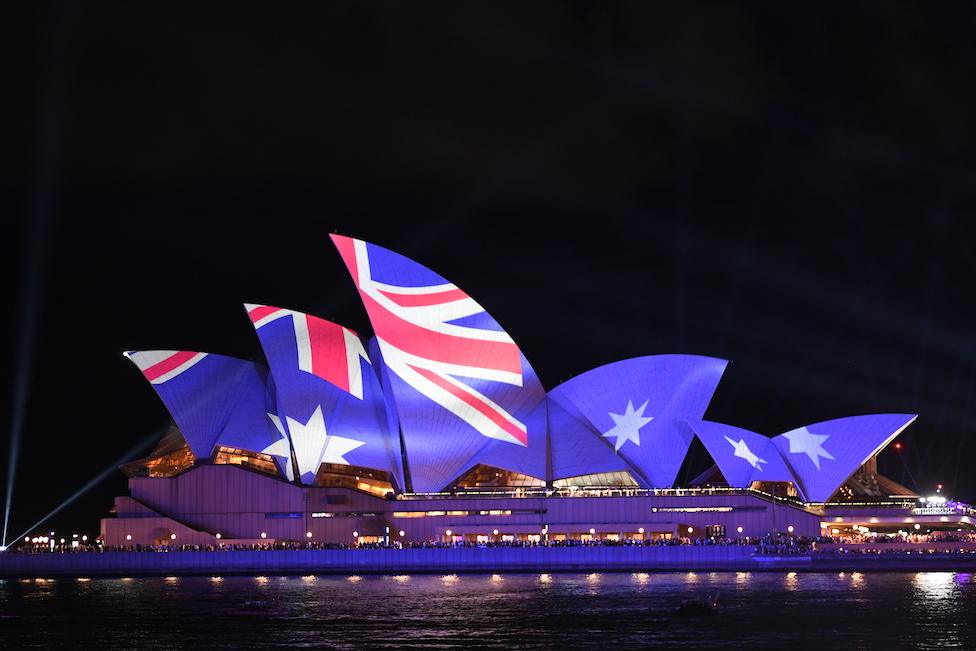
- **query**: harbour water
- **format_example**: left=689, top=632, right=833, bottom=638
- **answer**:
left=2, top=572, right=974, bottom=648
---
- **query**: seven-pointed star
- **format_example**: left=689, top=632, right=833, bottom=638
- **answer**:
left=602, top=399, right=654, bottom=452
left=782, top=426, right=835, bottom=470
left=284, top=405, right=366, bottom=478
left=724, top=435, right=767, bottom=470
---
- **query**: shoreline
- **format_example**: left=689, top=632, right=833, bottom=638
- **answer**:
left=4, top=547, right=976, bottom=578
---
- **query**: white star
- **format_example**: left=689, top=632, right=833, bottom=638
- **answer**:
left=724, top=435, right=767, bottom=471
left=285, top=405, right=365, bottom=478
left=602, top=400, right=654, bottom=452
left=782, top=426, right=835, bottom=470
left=262, top=413, right=294, bottom=481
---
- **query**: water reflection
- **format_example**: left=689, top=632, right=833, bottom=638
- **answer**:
left=345, top=575, right=360, bottom=583
left=3, top=573, right=975, bottom=649
left=784, top=572, right=798, bottom=591
left=913, top=572, right=954, bottom=600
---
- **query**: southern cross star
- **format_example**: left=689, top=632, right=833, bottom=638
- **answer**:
left=602, top=399, right=654, bottom=452
left=265, top=405, right=366, bottom=481
left=724, top=435, right=767, bottom=470
left=782, top=426, right=835, bottom=470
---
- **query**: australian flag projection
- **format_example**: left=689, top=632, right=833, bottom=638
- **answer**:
left=123, top=233, right=919, bottom=503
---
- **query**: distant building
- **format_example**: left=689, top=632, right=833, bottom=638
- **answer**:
left=101, top=236, right=968, bottom=547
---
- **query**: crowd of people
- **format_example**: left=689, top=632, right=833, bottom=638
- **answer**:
left=10, top=533, right=813, bottom=554
left=9, top=530, right=976, bottom=555
left=819, top=531, right=976, bottom=545
left=753, top=532, right=820, bottom=555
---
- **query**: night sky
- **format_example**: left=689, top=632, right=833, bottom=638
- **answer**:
left=6, top=2, right=976, bottom=542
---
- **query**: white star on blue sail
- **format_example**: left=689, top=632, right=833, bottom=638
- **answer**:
left=782, top=426, right=835, bottom=470
left=724, top=435, right=767, bottom=470
left=263, top=412, right=294, bottom=481
left=602, top=399, right=654, bottom=452
left=285, top=405, right=365, bottom=477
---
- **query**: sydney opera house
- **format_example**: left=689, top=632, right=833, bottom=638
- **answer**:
left=101, top=235, right=970, bottom=547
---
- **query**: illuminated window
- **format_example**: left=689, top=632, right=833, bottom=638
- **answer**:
left=213, top=447, right=280, bottom=476
left=656, top=507, right=733, bottom=513
left=313, top=464, right=395, bottom=497
left=453, top=465, right=545, bottom=489
left=553, top=472, right=639, bottom=488
left=120, top=426, right=195, bottom=478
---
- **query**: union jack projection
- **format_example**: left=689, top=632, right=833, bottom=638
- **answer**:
left=331, top=234, right=547, bottom=492
left=245, top=304, right=369, bottom=399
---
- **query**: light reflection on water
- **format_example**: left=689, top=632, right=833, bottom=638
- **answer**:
left=2, top=572, right=976, bottom=649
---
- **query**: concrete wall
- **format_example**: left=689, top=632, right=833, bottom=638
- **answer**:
left=6, top=546, right=976, bottom=578
left=1, top=546, right=757, bottom=577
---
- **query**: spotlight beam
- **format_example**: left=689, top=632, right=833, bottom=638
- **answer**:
left=3, top=1, right=78, bottom=548
left=8, top=427, right=161, bottom=548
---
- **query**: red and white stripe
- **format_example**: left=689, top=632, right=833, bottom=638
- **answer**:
left=245, top=303, right=369, bottom=399
left=332, top=235, right=528, bottom=446
left=124, top=350, right=208, bottom=385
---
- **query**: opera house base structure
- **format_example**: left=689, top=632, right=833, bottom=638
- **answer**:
left=73, top=235, right=974, bottom=560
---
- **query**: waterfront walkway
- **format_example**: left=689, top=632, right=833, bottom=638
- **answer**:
left=3, top=545, right=976, bottom=578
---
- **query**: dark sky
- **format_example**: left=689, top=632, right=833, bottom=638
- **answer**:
left=6, top=2, right=976, bottom=541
